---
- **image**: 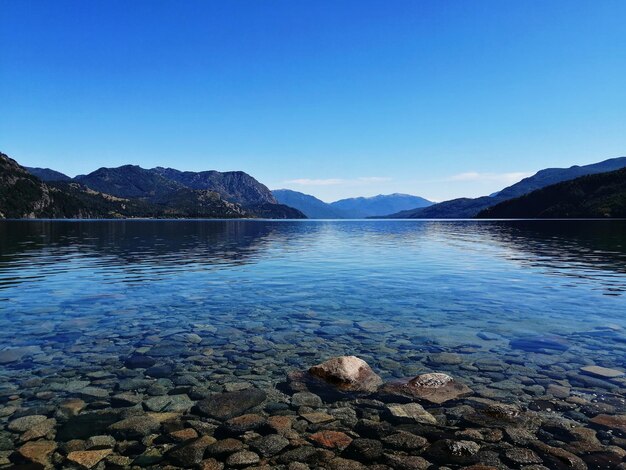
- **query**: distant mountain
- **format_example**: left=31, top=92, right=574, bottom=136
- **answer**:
left=25, top=167, right=72, bottom=182
left=153, top=167, right=277, bottom=206
left=330, top=193, right=432, bottom=218
left=1, top=153, right=304, bottom=219
left=75, top=165, right=305, bottom=219
left=389, top=157, right=626, bottom=218
left=477, top=168, right=626, bottom=218
left=272, top=189, right=347, bottom=218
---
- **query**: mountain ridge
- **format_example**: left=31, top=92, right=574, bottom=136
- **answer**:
left=387, top=156, right=626, bottom=218
left=477, top=167, right=626, bottom=218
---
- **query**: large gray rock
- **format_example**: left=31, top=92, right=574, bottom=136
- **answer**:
left=309, top=356, right=383, bottom=393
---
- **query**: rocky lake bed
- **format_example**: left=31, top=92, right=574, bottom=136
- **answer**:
left=1, top=319, right=626, bottom=470
left=1, top=220, right=625, bottom=469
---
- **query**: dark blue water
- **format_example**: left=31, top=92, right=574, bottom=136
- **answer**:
left=1, top=219, right=625, bottom=386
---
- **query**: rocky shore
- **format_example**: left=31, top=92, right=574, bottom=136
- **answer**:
left=1, top=344, right=626, bottom=470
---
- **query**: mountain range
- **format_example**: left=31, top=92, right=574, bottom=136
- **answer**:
left=5, top=151, right=626, bottom=220
left=477, top=167, right=626, bottom=218
left=272, top=190, right=432, bottom=218
left=387, top=157, right=626, bottom=218
left=4, top=154, right=304, bottom=219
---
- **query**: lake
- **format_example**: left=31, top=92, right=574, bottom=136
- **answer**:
left=1, top=219, right=625, bottom=468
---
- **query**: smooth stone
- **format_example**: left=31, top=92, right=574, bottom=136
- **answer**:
left=144, top=394, right=194, bottom=412
left=590, top=414, right=626, bottom=433
left=250, top=434, right=290, bottom=456
left=168, top=436, right=217, bottom=466
left=67, top=449, right=113, bottom=468
left=381, top=432, right=428, bottom=451
left=428, top=352, right=463, bottom=365
left=109, top=415, right=161, bottom=439
left=292, top=391, right=323, bottom=407
left=386, top=403, right=437, bottom=425
left=194, top=389, right=267, bottom=420
left=206, top=438, right=244, bottom=456
left=381, top=372, right=472, bottom=404
left=199, top=458, right=225, bottom=470
left=309, top=431, right=353, bottom=450
left=504, top=447, right=543, bottom=465
left=85, top=435, right=116, bottom=449
left=580, top=365, right=625, bottom=379
left=343, top=438, right=384, bottom=461
left=169, top=428, right=199, bottom=442
left=222, top=413, right=266, bottom=434
left=226, top=450, right=260, bottom=467
left=309, top=356, right=383, bottom=393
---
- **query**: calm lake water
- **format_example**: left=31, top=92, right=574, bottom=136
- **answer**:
left=1, top=220, right=625, bottom=468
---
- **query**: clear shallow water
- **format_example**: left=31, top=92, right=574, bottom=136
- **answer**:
left=1, top=220, right=625, bottom=379
left=1, top=220, right=626, bottom=468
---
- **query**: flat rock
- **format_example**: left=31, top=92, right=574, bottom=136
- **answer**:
left=381, top=372, right=472, bottom=404
left=309, top=430, right=353, bottom=450
left=0, top=346, right=40, bottom=364
left=67, top=449, right=113, bottom=468
left=590, top=414, right=626, bottom=433
left=168, top=436, right=217, bottom=467
left=18, top=440, right=57, bottom=466
left=309, top=356, right=383, bottom=393
left=20, top=418, right=56, bottom=442
left=226, top=450, right=260, bottom=467
left=109, top=415, right=160, bottom=439
left=510, top=335, right=569, bottom=353
left=144, top=394, right=194, bottom=412
left=581, top=365, right=625, bottom=379
left=8, top=415, right=49, bottom=432
left=386, top=403, right=437, bottom=425
left=250, top=434, right=290, bottom=456
left=428, top=352, right=463, bottom=365
left=194, top=389, right=267, bottom=420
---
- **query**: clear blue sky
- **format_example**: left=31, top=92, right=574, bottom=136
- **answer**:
left=1, top=1, right=625, bottom=202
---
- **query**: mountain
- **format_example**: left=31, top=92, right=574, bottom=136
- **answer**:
left=1, top=153, right=303, bottom=219
left=477, top=168, right=626, bottom=218
left=272, top=189, right=347, bottom=218
left=330, top=193, right=432, bottom=218
left=0, top=153, right=154, bottom=218
left=25, top=167, right=72, bottom=182
left=75, top=165, right=305, bottom=219
left=153, top=167, right=277, bottom=206
left=389, top=156, right=626, bottom=218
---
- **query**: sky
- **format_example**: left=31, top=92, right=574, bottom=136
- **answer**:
left=1, top=1, right=625, bottom=202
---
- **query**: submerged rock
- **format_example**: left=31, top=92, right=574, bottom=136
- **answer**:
left=308, top=356, right=383, bottom=393
left=194, top=388, right=267, bottom=420
left=510, top=335, right=569, bottom=353
left=580, top=365, right=624, bottom=379
left=381, top=372, right=472, bottom=404
left=385, top=403, right=437, bottom=425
